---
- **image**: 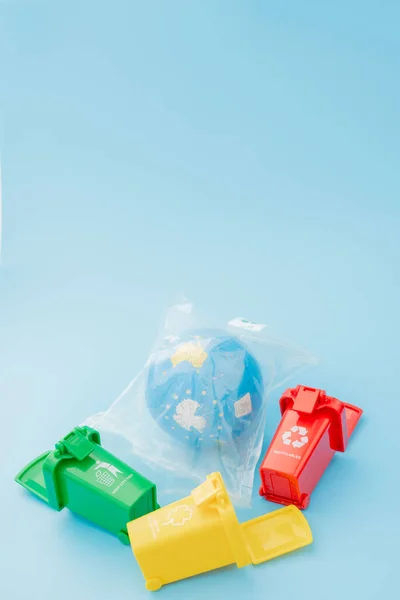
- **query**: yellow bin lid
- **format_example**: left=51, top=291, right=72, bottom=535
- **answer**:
left=194, top=473, right=312, bottom=566
left=241, top=504, right=313, bottom=564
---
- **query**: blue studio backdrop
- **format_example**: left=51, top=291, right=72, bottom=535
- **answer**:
left=1, top=2, right=399, bottom=600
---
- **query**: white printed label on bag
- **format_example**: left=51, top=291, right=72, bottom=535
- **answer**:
left=228, top=317, right=267, bottom=332
left=234, top=393, right=252, bottom=418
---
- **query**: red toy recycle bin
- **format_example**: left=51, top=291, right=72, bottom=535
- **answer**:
left=259, top=385, right=363, bottom=509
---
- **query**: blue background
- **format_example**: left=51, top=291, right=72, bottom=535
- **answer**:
left=1, top=1, right=399, bottom=598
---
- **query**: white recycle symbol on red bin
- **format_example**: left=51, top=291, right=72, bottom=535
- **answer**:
left=282, top=426, right=309, bottom=449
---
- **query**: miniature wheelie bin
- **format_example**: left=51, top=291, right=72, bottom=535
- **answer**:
left=15, top=426, right=159, bottom=544
left=259, top=386, right=363, bottom=509
left=127, top=471, right=312, bottom=591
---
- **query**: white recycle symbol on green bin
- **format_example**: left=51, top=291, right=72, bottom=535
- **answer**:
left=94, top=461, right=123, bottom=487
left=282, top=426, right=309, bottom=449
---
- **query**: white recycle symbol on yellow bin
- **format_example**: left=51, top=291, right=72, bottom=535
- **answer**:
left=162, top=505, right=193, bottom=527
left=282, top=426, right=309, bottom=449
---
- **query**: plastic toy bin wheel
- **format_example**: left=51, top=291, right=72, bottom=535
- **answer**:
left=127, top=472, right=312, bottom=591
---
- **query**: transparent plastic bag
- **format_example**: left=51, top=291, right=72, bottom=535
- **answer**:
left=84, top=302, right=316, bottom=506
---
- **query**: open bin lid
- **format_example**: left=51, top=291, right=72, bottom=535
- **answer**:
left=280, top=386, right=363, bottom=453
left=15, top=452, right=51, bottom=504
left=15, top=427, right=102, bottom=510
left=241, top=505, right=313, bottom=564
left=344, top=402, right=363, bottom=437
left=190, top=473, right=312, bottom=568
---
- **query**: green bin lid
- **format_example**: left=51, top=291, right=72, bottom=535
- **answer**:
left=15, top=426, right=102, bottom=510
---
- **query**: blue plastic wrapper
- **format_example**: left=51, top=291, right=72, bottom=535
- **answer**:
left=85, top=302, right=316, bottom=506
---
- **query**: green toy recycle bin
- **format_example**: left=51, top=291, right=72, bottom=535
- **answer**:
left=15, top=426, right=159, bottom=544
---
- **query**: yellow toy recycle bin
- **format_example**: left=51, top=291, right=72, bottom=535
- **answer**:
left=127, top=472, right=313, bottom=591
